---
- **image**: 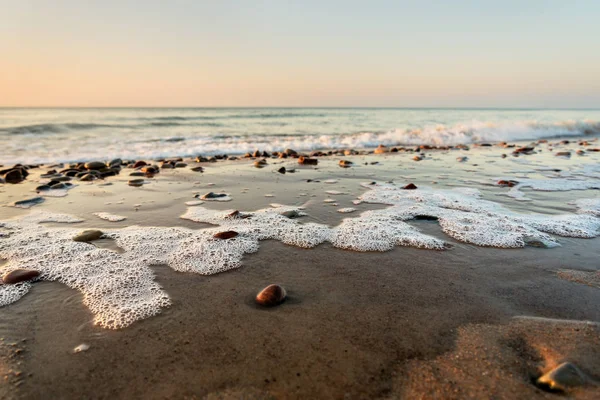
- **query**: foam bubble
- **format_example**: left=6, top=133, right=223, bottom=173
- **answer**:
left=572, top=198, right=600, bottom=217
left=93, top=212, right=127, bottom=222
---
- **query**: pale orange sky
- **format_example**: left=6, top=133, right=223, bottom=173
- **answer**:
left=2, top=1, right=600, bottom=108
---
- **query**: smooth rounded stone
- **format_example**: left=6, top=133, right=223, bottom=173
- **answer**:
left=141, top=166, right=158, bottom=175
left=109, top=158, right=122, bottom=167
left=160, top=162, right=174, bottom=169
left=277, top=167, right=286, bottom=174
left=133, top=160, right=147, bottom=168
left=3, top=169, right=24, bottom=184
left=298, top=156, right=318, bottom=165
left=213, top=231, right=239, bottom=240
left=2, top=269, right=41, bottom=284
left=129, top=171, right=145, bottom=177
left=255, top=284, right=287, bottom=307
left=284, top=148, right=297, bottom=156
left=537, top=362, right=587, bottom=391
left=36, top=184, right=51, bottom=191
left=11, top=197, right=45, bottom=208
left=80, top=173, right=96, bottom=181
left=73, top=343, right=90, bottom=353
left=278, top=152, right=288, bottom=159
left=252, top=150, right=262, bottom=158
left=501, top=154, right=508, bottom=158
left=374, top=145, right=388, bottom=154
left=413, top=155, right=424, bottom=161
left=200, top=192, right=227, bottom=199
left=280, top=210, right=300, bottom=218
left=84, top=161, right=106, bottom=170
left=128, top=179, right=145, bottom=187
left=576, top=150, right=585, bottom=155
left=100, top=170, right=117, bottom=178
left=73, top=230, right=104, bottom=242
left=555, top=151, right=571, bottom=157
left=50, top=182, right=69, bottom=189
left=253, top=160, right=267, bottom=168
left=190, top=166, right=204, bottom=172
left=344, top=149, right=358, bottom=156
left=339, top=160, right=353, bottom=167
left=403, top=183, right=418, bottom=190
left=497, top=180, right=519, bottom=187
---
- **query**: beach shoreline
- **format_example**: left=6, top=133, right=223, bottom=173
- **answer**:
left=1, top=137, right=600, bottom=399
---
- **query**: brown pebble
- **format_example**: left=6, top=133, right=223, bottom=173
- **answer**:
left=298, top=156, right=318, bottom=165
left=497, top=180, right=518, bottom=187
left=255, top=284, right=287, bottom=307
left=133, top=160, right=147, bottom=168
left=213, top=231, right=239, bottom=240
left=277, top=167, right=286, bottom=174
left=2, top=269, right=40, bottom=284
left=339, top=160, right=353, bottom=167
left=537, top=362, right=587, bottom=391
left=73, top=230, right=103, bottom=242
left=403, top=183, right=418, bottom=190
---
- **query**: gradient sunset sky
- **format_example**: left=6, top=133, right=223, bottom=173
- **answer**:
left=2, top=0, right=600, bottom=108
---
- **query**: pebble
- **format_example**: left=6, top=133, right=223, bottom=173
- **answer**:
left=255, top=284, right=287, bottom=307
left=84, top=161, right=106, bottom=170
left=555, top=151, right=571, bottom=157
left=537, top=362, right=586, bottom=391
left=374, top=145, right=388, bottom=154
left=2, top=269, right=41, bottom=284
left=200, top=192, right=227, bottom=199
left=3, top=169, right=24, bottom=184
left=128, top=179, right=145, bottom=187
left=129, top=171, right=145, bottom=177
left=213, top=231, right=239, bottom=240
left=298, top=156, right=318, bottom=165
left=11, top=197, right=44, bottom=208
left=497, top=180, right=519, bottom=187
left=339, top=160, right=353, bottom=167
left=73, top=230, right=104, bottom=242
left=73, top=344, right=90, bottom=353
left=190, top=166, right=204, bottom=172
left=133, top=160, right=147, bottom=168
left=403, top=183, right=418, bottom=190
left=277, top=167, right=286, bottom=174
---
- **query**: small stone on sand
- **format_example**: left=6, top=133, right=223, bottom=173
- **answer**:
left=255, top=284, right=287, bottom=307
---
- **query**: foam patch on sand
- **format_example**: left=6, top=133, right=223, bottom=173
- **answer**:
left=93, top=212, right=127, bottom=222
left=356, top=183, right=600, bottom=248
left=498, top=178, right=600, bottom=201
left=2, top=185, right=599, bottom=329
left=572, top=198, right=600, bottom=217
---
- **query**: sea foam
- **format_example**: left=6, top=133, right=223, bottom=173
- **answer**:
left=1, top=185, right=599, bottom=329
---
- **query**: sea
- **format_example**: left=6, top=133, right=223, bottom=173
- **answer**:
left=1, top=108, right=599, bottom=165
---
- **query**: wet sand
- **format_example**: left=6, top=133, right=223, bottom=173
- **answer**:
left=1, top=142, right=600, bottom=399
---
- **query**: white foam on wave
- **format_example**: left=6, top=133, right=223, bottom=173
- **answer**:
left=3, top=119, right=598, bottom=165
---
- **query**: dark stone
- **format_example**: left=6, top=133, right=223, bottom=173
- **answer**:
left=201, top=192, right=227, bottom=199
left=497, top=180, right=518, bottom=187
left=403, top=183, right=418, bottom=190
left=133, top=160, right=147, bottom=168
left=129, top=171, right=145, bottom=177
left=73, top=230, right=103, bottom=242
left=2, top=269, right=40, bottom=284
left=3, top=169, right=24, bottom=184
left=128, top=179, right=145, bottom=187
left=277, top=167, right=286, bottom=174
left=298, top=156, right=318, bottom=165
left=339, top=160, right=353, bottom=168
left=213, top=231, right=239, bottom=240
left=191, top=166, right=204, bottom=172
left=12, top=197, right=44, bottom=207
left=84, top=161, right=106, bottom=170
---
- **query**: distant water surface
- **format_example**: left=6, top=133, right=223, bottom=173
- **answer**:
left=1, top=108, right=599, bottom=164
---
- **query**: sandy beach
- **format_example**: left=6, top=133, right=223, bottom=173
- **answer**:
left=1, top=141, right=600, bottom=399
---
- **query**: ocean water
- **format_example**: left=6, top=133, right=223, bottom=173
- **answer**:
left=1, top=108, right=599, bottom=165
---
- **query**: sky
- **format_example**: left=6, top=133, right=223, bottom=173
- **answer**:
left=1, top=0, right=600, bottom=108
